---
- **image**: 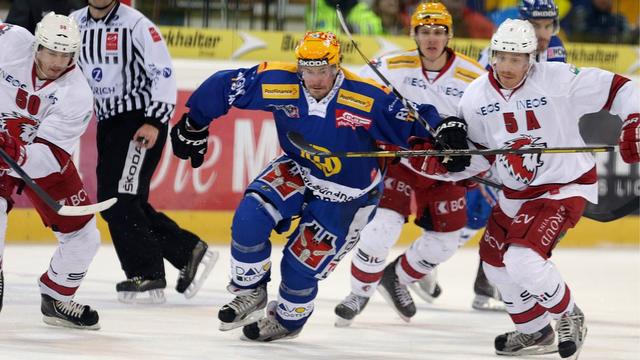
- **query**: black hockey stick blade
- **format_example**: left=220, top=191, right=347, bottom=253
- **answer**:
left=582, top=196, right=639, bottom=222
left=0, top=147, right=117, bottom=216
left=286, top=131, right=615, bottom=158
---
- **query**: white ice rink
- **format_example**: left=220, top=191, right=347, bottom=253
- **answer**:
left=0, top=244, right=638, bottom=360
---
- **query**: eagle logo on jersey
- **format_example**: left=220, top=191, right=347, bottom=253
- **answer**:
left=499, top=135, right=546, bottom=184
left=288, top=220, right=337, bottom=270
left=0, top=111, right=40, bottom=145
left=258, top=159, right=305, bottom=200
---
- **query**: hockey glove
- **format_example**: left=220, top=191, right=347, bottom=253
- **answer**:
left=434, top=116, right=470, bottom=172
left=408, top=137, right=447, bottom=175
left=0, top=132, right=26, bottom=171
left=171, top=113, right=209, bottom=168
left=619, top=113, right=640, bottom=164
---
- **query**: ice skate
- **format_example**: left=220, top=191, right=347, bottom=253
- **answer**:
left=334, top=292, right=369, bottom=327
left=472, top=263, right=505, bottom=311
left=377, top=259, right=416, bottom=322
left=409, top=268, right=442, bottom=304
left=116, top=277, right=167, bottom=304
left=242, top=300, right=301, bottom=342
left=556, top=305, right=588, bottom=359
left=494, top=324, right=557, bottom=356
left=218, top=283, right=267, bottom=331
left=176, top=240, right=219, bottom=298
left=41, top=294, right=100, bottom=330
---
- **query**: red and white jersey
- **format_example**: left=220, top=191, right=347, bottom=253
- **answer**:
left=0, top=24, right=93, bottom=178
left=455, top=62, right=639, bottom=217
left=359, top=48, right=486, bottom=118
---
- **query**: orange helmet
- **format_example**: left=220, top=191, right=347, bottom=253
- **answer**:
left=410, top=2, right=453, bottom=37
left=295, top=31, right=341, bottom=67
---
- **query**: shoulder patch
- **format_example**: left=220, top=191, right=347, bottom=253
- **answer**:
left=454, top=52, right=486, bottom=72
left=453, top=66, right=481, bottom=83
left=342, top=68, right=390, bottom=94
left=257, top=62, right=298, bottom=74
left=337, top=89, right=374, bottom=112
left=569, top=64, right=580, bottom=75
left=262, top=84, right=300, bottom=99
left=386, top=55, right=420, bottom=69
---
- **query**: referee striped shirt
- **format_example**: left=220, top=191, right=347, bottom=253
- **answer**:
left=70, top=3, right=176, bottom=127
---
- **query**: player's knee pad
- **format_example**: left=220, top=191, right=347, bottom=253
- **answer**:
left=503, top=245, right=562, bottom=291
left=231, top=192, right=279, bottom=252
left=357, top=207, right=405, bottom=258
left=54, top=217, right=100, bottom=264
left=407, top=229, right=461, bottom=266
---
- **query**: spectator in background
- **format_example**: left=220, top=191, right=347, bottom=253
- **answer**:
left=373, top=0, right=408, bottom=35
left=477, top=0, right=572, bottom=28
left=563, top=0, right=633, bottom=44
left=306, top=0, right=384, bottom=35
left=5, top=0, right=86, bottom=34
left=440, top=0, right=495, bottom=38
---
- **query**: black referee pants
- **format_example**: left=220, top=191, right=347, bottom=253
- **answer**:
left=96, top=111, right=200, bottom=280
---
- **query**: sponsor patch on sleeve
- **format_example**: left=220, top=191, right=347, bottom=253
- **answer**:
left=148, top=27, right=162, bottom=42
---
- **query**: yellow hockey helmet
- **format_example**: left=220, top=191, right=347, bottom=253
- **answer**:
left=295, top=31, right=341, bottom=67
left=410, top=2, right=453, bottom=37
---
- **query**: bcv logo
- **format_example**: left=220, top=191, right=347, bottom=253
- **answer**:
left=92, top=68, right=103, bottom=82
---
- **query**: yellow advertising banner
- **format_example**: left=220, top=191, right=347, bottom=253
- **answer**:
left=160, top=26, right=640, bottom=74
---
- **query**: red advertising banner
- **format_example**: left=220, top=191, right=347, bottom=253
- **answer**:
left=13, top=90, right=281, bottom=211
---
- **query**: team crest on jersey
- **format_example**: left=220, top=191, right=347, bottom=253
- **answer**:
left=499, top=135, right=546, bottom=184
left=335, top=109, right=372, bottom=130
left=258, top=160, right=305, bottom=200
left=289, top=220, right=337, bottom=270
left=0, top=111, right=40, bottom=144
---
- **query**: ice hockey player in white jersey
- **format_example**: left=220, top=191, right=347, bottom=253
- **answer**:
left=0, top=14, right=102, bottom=330
left=334, top=1, right=486, bottom=326
left=414, top=19, right=640, bottom=359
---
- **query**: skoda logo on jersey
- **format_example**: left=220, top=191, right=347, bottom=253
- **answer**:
left=92, top=68, right=103, bottom=82
left=162, top=67, right=172, bottom=78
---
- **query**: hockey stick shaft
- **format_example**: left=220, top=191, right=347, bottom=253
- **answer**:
left=0, top=147, right=117, bottom=216
left=287, top=131, right=615, bottom=158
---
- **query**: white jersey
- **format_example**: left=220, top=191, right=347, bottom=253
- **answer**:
left=0, top=24, right=93, bottom=178
left=452, top=62, right=639, bottom=217
left=360, top=48, right=486, bottom=118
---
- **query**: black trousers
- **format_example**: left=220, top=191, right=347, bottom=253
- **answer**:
left=96, top=111, right=200, bottom=280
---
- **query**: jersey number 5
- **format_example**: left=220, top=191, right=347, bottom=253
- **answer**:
left=503, top=110, right=541, bottom=133
left=15, top=88, right=41, bottom=116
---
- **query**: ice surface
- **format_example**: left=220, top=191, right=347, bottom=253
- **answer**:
left=0, top=244, right=638, bottom=360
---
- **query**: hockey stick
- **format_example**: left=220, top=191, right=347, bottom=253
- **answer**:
left=0, top=148, right=117, bottom=216
left=287, top=131, right=615, bottom=158
left=583, top=197, right=639, bottom=222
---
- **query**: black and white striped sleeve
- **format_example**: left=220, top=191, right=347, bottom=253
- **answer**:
left=133, top=17, right=176, bottom=127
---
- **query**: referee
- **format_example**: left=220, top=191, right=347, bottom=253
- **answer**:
left=70, top=0, right=218, bottom=304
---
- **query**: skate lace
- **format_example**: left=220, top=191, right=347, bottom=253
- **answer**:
left=342, top=293, right=367, bottom=312
left=229, top=287, right=264, bottom=313
left=393, top=280, right=413, bottom=307
left=557, top=313, right=581, bottom=343
left=55, top=300, right=85, bottom=318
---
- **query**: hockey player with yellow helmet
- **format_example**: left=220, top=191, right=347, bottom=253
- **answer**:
left=334, top=1, right=495, bottom=327
left=171, top=31, right=444, bottom=341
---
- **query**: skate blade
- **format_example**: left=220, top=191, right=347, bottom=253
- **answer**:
left=219, top=309, right=265, bottom=331
left=42, top=316, right=101, bottom=331
left=495, top=344, right=558, bottom=356
left=334, top=316, right=354, bottom=328
left=408, top=283, right=437, bottom=304
left=377, top=286, right=412, bottom=323
left=118, top=289, right=166, bottom=304
left=184, top=249, right=219, bottom=299
left=472, top=295, right=505, bottom=312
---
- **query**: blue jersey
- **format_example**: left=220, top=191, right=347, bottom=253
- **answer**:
left=186, top=62, right=439, bottom=202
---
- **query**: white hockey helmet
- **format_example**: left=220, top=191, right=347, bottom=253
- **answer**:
left=34, top=12, right=81, bottom=64
left=490, top=19, right=537, bottom=64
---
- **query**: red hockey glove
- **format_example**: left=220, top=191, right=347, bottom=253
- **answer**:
left=0, top=132, right=26, bottom=170
left=619, top=113, right=640, bottom=163
left=408, top=137, right=447, bottom=175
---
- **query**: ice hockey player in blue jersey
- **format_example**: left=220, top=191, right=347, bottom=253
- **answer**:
left=169, top=31, right=454, bottom=341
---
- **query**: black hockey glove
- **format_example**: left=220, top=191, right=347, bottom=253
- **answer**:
left=170, top=113, right=209, bottom=168
left=434, top=116, right=470, bottom=172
